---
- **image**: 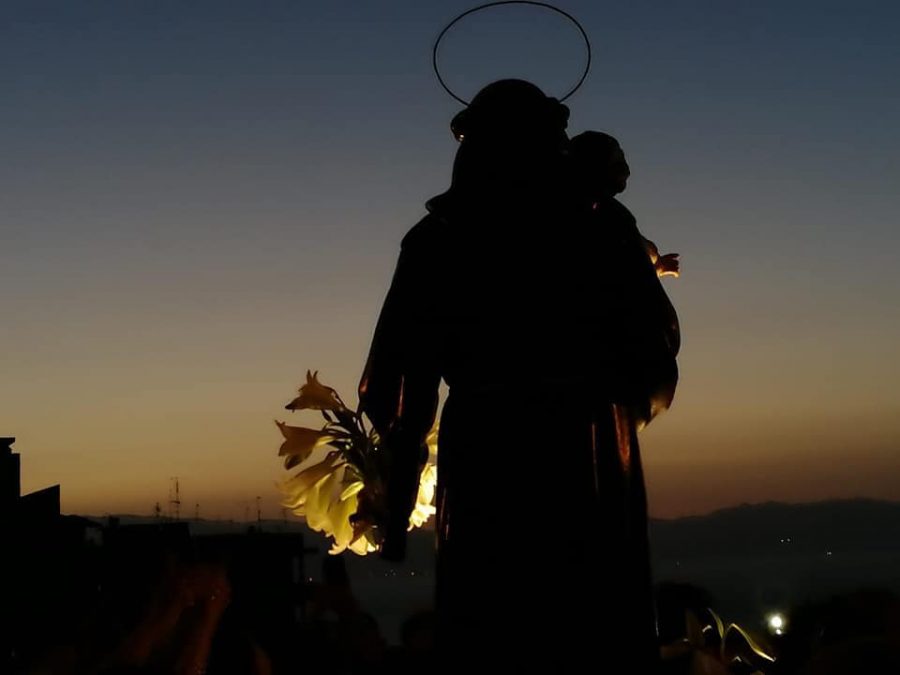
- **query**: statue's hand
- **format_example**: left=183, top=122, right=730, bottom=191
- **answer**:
left=656, top=253, right=681, bottom=278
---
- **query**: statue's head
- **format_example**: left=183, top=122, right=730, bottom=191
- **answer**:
left=450, top=79, right=569, bottom=146
left=442, top=80, right=570, bottom=200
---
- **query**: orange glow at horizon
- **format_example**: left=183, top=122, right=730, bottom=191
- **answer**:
left=3, top=2, right=900, bottom=522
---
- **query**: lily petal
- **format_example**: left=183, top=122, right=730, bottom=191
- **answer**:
left=326, top=490, right=359, bottom=554
left=339, top=480, right=365, bottom=502
left=276, top=421, right=334, bottom=465
left=306, top=468, right=343, bottom=532
left=409, top=462, right=438, bottom=530
left=285, top=370, right=345, bottom=412
left=426, top=424, right=439, bottom=459
left=282, top=451, right=344, bottom=510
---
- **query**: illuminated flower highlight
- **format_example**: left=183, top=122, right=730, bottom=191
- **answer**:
left=277, top=374, right=438, bottom=556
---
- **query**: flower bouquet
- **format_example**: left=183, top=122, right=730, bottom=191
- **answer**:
left=275, top=371, right=437, bottom=555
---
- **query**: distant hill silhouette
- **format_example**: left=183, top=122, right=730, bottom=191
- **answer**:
left=83, top=498, right=900, bottom=564
left=649, top=499, right=900, bottom=559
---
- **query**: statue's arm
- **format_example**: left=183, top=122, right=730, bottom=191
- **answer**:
left=358, top=230, right=440, bottom=560
left=609, top=210, right=681, bottom=423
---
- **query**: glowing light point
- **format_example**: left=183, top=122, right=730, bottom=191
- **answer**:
left=767, top=613, right=786, bottom=635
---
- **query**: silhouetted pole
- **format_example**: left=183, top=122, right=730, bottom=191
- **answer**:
left=169, top=477, right=181, bottom=520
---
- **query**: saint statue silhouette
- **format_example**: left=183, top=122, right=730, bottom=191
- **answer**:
left=359, top=79, right=679, bottom=672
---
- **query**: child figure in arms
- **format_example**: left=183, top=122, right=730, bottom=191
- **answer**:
left=570, top=131, right=680, bottom=279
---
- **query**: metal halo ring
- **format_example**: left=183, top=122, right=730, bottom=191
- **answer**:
left=432, top=1, right=592, bottom=106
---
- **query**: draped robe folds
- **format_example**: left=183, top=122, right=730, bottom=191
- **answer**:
left=358, top=189, right=679, bottom=672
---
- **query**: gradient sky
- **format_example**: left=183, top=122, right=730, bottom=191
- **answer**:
left=2, top=1, right=898, bottom=519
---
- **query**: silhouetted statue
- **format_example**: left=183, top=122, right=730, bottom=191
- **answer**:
left=359, top=79, right=679, bottom=673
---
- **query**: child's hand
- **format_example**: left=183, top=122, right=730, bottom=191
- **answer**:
left=656, top=253, right=680, bottom=278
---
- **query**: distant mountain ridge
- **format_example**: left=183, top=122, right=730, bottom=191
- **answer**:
left=82, top=498, right=900, bottom=563
left=649, top=498, right=900, bottom=559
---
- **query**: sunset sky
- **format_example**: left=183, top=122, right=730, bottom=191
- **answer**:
left=2, top=1, right=898, bottom=519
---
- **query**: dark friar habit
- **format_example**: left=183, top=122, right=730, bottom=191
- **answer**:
left=358, top=81, right=679, bottom=673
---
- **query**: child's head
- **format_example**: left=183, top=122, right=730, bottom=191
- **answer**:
left=569, top=131, right=631, bottom=198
